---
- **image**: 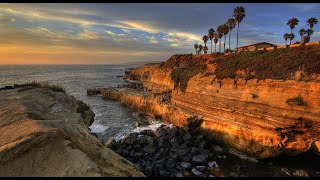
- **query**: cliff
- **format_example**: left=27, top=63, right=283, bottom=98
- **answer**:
left=0, top=86, right=144, bottom=177
left=97, top=45, right=320, bottom=159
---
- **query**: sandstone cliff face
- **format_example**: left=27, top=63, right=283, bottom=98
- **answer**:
left=114, top=51, right=320, bottom=159
left=0, top=87, right=144, bottom=177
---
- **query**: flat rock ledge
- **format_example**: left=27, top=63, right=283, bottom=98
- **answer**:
left=0, top=86, right=144, bottom=177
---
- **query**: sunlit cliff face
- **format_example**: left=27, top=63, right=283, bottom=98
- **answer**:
left=0, top=3, right=319, bottom=64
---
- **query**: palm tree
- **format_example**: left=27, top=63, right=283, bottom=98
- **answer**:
left=214, top=33, right=218, bottom=53
left=198, top=45, right=203, bottom=55
left=217, top=25, right=224, bottom=53
left=283, top=33, right=289, bottom=45
left=202, top=35, right=209, bottom=48
left=222, top=24, right=229, bottom=52
left=226, top=18, right=236, bottom=50
left=233, top=6, right=246, bottom=50
left=194, top=44, right=199, bottom=55
left=298, top=29, right=306, bottom=43
left=306, top=29, right=314, bottom=37
left=287, top=17, right=299, bottom=45
left=208, top=28, right=215, bottom=54
left=289, top=33, right=295, bottom=43
left=307, top=17, right=318, bottom=29
left=203, top=46, right=208, bottom=55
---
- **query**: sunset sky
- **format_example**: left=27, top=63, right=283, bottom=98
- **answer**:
left=0, top=3, right=319, bottom=64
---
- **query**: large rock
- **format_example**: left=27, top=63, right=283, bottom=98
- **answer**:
left=179, top=162, right=191, bottom=170
left=0, top=87, right=144, bottom=177
left=192, top=154, right=208, bottom=164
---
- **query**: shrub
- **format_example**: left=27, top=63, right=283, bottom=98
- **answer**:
left=286, top=95, right=307, bottom=106
left=14, top=81, right=66, bottom=93
left=251, top=93, right=259, bottom=98
left=76, top=100, right=91, bottom=119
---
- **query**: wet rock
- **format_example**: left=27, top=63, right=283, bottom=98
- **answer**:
left=157, top=139, right=171, bottom=148
left=211, top=144, right=224, bottom=153
left=146, top=129, right=155, bottom=137
left=192, top=168, right=204, bottom=176
left=196, top=166, right=206, bottom=172
left=147, top=136, right=157, bottom=147
left=155, top=127, right=168, bottom=137
left=179, top=162, right=191, bottom=170
left=144, top=166, right=153, bottom=176
left=175, top=172, right=184, bottom=177
left=168, top=127, right=178, bottom=136
left=139, top=129, right=148, bottom=135
left=199, top=140, right=207, bottom=149
left=192, top=154, right=208, bottom=164
left=165, top=159, right=176, bottom=169
left=124, top=136, right=136, bottom=145
left=181, top=171, right=193, bottom=177
left=183, top=133, right=192, bottom=141
left=281, top=168, right=291, bottom=176
left=143, top=146, right=156, bottom=154
left=170, top=136, right=182, bottom=147
left=293, top=169, right=309, bottom=177
left=153, top=164, right=164, bottom=175
left=159, top=170, right=170, bottom=177
left=180, top=153, right=192, bottom=162
left=176, top=148, right=189, bottom=157
left=190, top=147, right=198, bottom=155
left=162, top=134, right=173, bottom=141
left=208, top=161, right=219, bottom=168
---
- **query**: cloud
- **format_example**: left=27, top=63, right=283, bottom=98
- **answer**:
left=148, top=36, right=159, bottom=44
left=0, top=17, right=15, bottom=24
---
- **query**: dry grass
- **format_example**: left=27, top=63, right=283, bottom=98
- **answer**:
left=14, top=81, right=66, bottom=93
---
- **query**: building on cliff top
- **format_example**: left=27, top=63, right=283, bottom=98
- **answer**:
left=236, top=42, right=277, bottom=52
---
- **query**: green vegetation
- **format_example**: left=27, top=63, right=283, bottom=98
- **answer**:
left=76, top=100, right=91, bottom=119
left=210, top=45, right=320, bottom=80
left=14, top=81, right=66, bottom=93
left=171, top=65, right=206, bottom=92
left=286, top=95, right=307, bottom=106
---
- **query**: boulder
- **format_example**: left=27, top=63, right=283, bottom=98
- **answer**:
left=190, top=147, right=198, bottom=155
left=182, top=133, right=192, bottom=141
left=105, top=138, right=115, bottom=148
left=179, top=162, right=192, bottom=170
left=192, top=168, right=204, bottom=176
left=211, top=144, right=224, bottom=153
left=144, top=166, right=153, bottom=176
left=192, top=154, right=208, bottom=164
left=159, top=170, right=170, bottom=177
left=155, top=127, right=168, bottom=137
left=175, top=172, right=184, bottom=177
left=180, top=153, right=192, bottom=162
left=199, top=140, right=207, bottom=149
left=165, top=159, right=176, bottom=169
left=168, top=127, right=178, bottom=136
left=153, top=164, right=164, bottom=175
left=139, top=129, right=148, bottom=135
left=157, top=139, right=171, bottom=148
left=147, top=136, right=157, bottom=147
left=293, top=169, right=309, bottom=177
left=143, top=146, right=156, bottom=154
left=124, top=136, right=136, bottom=145
left=196, top=166, right=206, bottom=172
left=146, top=129, right=155, bottom=137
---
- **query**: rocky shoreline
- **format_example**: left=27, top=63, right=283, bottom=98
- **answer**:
left=106, top=115, right=316, bottom=177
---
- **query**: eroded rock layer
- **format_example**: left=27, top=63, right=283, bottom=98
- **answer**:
left=97, top=49, right=320, bottom=159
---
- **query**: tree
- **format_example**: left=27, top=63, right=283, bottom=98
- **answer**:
left=214, top=33, right=218, bottom=53
left=217, top=25, right=224, bottom=53
left=198, top=45, right=203, bottom=55
left=289, top=33, right=295, bottom=43
left=298, top=29, right=306, bottom=38
left=283, top=33, right=290, bottom=45
left=203, top=46, right=208, bottom=55
left=307, top=17, right=318, bottom=29
left=194, top=44, right=199, bottom=55
left=287, top=17, right=299, bottom=45
left=226, top=18, right=236, bottom=50
left=202, top=35, right=209, bottom=48
left=222, top=24, right=229, bottom=52
left=306, top=29, right=314, bottom=37
left=233, top=6, right=246, bottom=50
left=208, top=28, right=215, bottom=54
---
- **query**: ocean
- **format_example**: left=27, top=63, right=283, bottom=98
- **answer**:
left=0, top=64, right=165, bottom=143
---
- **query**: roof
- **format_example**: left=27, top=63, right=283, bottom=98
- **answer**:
left=236, top=42, right=277, bottom=49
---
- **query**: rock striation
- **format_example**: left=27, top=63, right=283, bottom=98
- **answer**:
left=0, top=86, right=144, bottom=177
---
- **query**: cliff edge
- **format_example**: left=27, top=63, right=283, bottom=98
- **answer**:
left=0, top=86, right=144, bottom=177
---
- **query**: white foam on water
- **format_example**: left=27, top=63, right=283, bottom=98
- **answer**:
left=89, top=123, right=110, bottom=134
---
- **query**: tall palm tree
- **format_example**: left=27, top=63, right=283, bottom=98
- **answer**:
left=202, top=35, right=209, bottom=47
left=222, top=24, right=229, bottom=52
left=233, top=6, right=246, bottom=50
left=217, top=25, right=224, bottom=53
left=226, top=18, right=236, bottom=50
left=198, top=45, right=203, bottom=55
left=203, top=46, right=208, bottom=55
left=283, top=33, right=290, bottom=45
left=287, top=17, right=299, bottom=45
left=306, top=29, right=314, bottom=37
left=307, top=17, right=318, bottom=29
left=214, top=33, right=218, bottom=53
left=194, top=44, right=199, bottom=55
left=289, top=33, right=295, bottom=43
left=208, top=28, right=215, bottom=54
left=298, top=29, right=306, bottom=42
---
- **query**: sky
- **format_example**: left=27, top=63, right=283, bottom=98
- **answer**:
left=0, top=3, right=319, bottom=64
